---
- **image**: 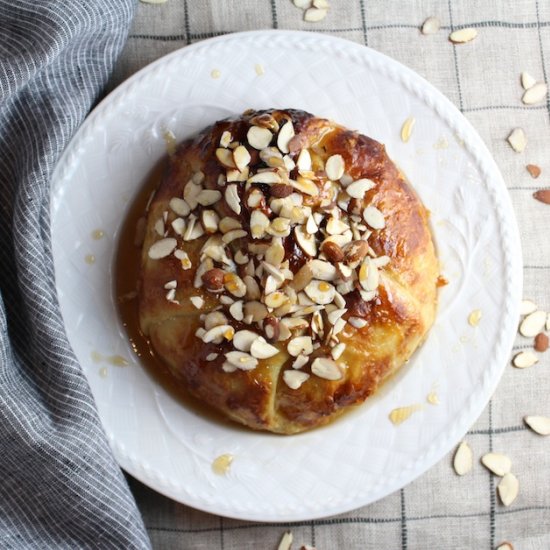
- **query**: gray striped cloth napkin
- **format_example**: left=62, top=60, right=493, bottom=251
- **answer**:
left=0, top=1, right=150, bottom=547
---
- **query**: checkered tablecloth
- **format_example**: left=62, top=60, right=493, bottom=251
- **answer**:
left=110, top=2, right=550, bottom=548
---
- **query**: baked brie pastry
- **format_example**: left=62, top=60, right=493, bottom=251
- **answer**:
left=138, top=109, right=438, bottom=434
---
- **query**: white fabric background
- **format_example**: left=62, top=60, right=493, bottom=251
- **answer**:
left=109, top=1, right=550, bottom=548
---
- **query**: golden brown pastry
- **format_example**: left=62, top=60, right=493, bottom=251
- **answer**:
left=138, top=108, right=438, bottom=434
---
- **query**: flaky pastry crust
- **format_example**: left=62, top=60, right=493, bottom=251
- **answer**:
left=138, top=109, right=438, bottom=434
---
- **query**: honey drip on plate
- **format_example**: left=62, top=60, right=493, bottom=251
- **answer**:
left=85, top=254, right=96, bottom=264
left=92, top=229, right=105, bottom=240
left=426, top=391, right=440, bottom=405
left=212, top=454, right=234, bottom=475
left=389, top=404, right=423, bottom=425
left=468, top=309, right=482, bottom=327
left=114, top=161, right=233, bottom=427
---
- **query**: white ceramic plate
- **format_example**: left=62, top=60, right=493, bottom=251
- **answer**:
left=50, top=30, right=522, bottom=522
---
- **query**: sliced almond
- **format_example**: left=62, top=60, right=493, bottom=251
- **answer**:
left=496, top=543, right=514, bottom=550
left=313, top=0, right=329, bottom=7
left=309, top=259, right=337, bottom=281
left=311, top=357, right=342, bottom=380
left=287, top=336, right=313, bottom=357
left=265, top=291, right=288, bottom=309
left=292, top=354, right=309, bottom=369
left=519, top=310, right=547, bottom=337
left=524, top=415, right=550, bottom=435
left=522, top=81, right=548, bottom=105
left=290, top=176, right=319, bottom=196
left=526, top=164, right=541, bottom=178
left=358, top=257, right=379, bottom=292
left=265, top=239, right=285, bottom=266
left=421, top=16, right=440, bottom=35
left=533, top=189, right=550, bottom=204
left=224, top=273, right=247, bottom=298
left=206, top=353, right=218, bottom=361
left=481, top=453, right=512, bottom=476
left=283, top=370, right=310, bottom=390
left=277, top=120, right=295, bottom=154
left=326, top=217, right=349, bottom=235
left=244, top=300, right=268, bottom=322
left=519, top=299, right=537, bottom=315
left=183, top=214, right=205, bottom=241
left=304, top=280, right=336, bottom=305
left=225, top=184, right=241, bottom=215
left=497, top=473, right=519, bottom=506
left=229, top=300, right=244, bottom=321
left=331, top=342, right=346, bottom=360
left=521, top=71, right=536, bottom=90
left=247, top=126, right=273, bottom=150
left=202, top=324, right=235, bottom=344
left=293, top=0, right=310, bottom=7
left=325, top=154, right=345, bottom=181
left=148, top=238, right=177, bottom=259
left=232, top=145, right=251, bottom=172
left=216, top=147, right=237, bottom=168
left=512, top=350, right=538, bottom=369
left=290, top=263, right=314, bottom=292
left=169, top=197, right=190, bottom=217
left=507, top=128, right=526, bottom=153
left=453, top=441, right=473, bottom=476
left=449, top=28, right=478, bottom=44
left=346, top=178, right=376, bottom=199
left=219, top=216, right=241, bottom=234
left=225, top=350, right=258, bottom=371
left=220, top=130, right=232, bottom=148
left=201, top=210, right=220, bottom=233
left=277, top=531, right=293, bottom=550
left=169, top=217, right=184, bottom=236
left=222, top=228, right=247, bottom=244
left=250, top=337, right=279, bottom=359
left=304, top=7, right=327, bottom=22
left=294, top=226, right=317, bottom=257
left=204, top=311, right=228, bottom=330
left=348, top=316, right=367, bottom=329
left=296, top=149, right=312, bottom=171
left=400, top=116, right=415, bottom=143
left=250, top=210, right=270, bottom=239
left=363, top=205, right=385, bottom=229
left=190, top=296, right=204, bottom=309
left=248, top=170, right=284, bottom=185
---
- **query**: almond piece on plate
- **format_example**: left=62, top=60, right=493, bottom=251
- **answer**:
left=512, top=351, right=538, bottom=369
left=507, top=128, right=526, bottom=153
left=526, top=164, right=541, bottom=178
left=522, top=81, right=548, bottom=105
left=521, top=71, right=536, bottom=90
left=524, top=415, right=550, bottom=435
left=421, top=16, right=440, bottom=35
left=496, top=543, right=514, bottom=550
left=453, top=441, right=473, bottom=475
left=497, top=472, right=519, bottom=506
left=533, top=189, right=550, bottom=204
left=449, top=28, right=478, bottom=44
left=519, top=310, right=547, bottom=337
left=481, top=453, right=512, bottom=476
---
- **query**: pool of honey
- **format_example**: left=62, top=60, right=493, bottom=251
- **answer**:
left=114, top=160, right=234, bottom=427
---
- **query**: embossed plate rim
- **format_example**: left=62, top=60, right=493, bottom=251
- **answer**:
left=50, top=30, right=522, bottom=521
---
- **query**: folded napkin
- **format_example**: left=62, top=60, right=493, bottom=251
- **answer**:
left=0, top=1, right=150, bottom=547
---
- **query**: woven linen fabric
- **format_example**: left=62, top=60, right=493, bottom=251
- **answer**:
left=111, top=1, right=550, bottom=549
left=0, top=1, right=151, bottom=548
